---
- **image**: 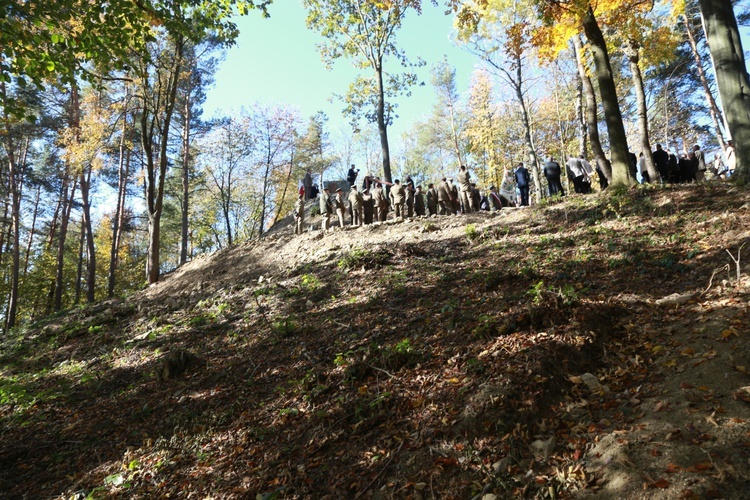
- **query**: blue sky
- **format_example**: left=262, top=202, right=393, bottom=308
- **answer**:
left=202, top=1, right=750, bottom=159
left=202, top=1, right=478, bottom=139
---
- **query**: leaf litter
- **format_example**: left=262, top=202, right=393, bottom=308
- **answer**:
left=0, top=183, right=749, bottom=498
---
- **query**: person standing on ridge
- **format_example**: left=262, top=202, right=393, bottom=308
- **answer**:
left=515, top=162, right=531, bottom=206
left=544, top=157, right=564, bottom=197
left=319, top=186, right=332, bottom=231
left=389, top=179, right=406, bottom=219
left=293, top=193, right=305, bottom=234
left=457, top=165, right=475, bottom=213
left=347, top=164, right=359, bottom=187
left=334, top=187, right=346, bottom=228
left=426, top=183, right=438, bottom=216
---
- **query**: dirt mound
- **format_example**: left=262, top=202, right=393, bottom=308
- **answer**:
left=1, top=183, right=750, bottom=499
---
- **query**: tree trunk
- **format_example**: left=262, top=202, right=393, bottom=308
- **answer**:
left=80, top=168, right=95, bottom=302
left=699, top=0, right=750, bottom=180
left=274, top=147, right=296, bottom=225
left=23, top=185, right=40, bottom=276
left=108, top=118, right=130, bottom=297
left=53, top=177, right=77, bottom=311
left=684, top=13, right=727, bottom=153
left=74, top=216, right=85, bottom=305
left=375, top=61, right=393, bottom=183
left=581, top=7, right=633, bottom=186
left=575, top=62, right=587, bottom=159
left=180, top=94, right=191, bottom=265
left=573, top=35, right=613, bottom=183
left=625, top=40, right=660, bottom=183
left=143, top=36, right=184, bottom=284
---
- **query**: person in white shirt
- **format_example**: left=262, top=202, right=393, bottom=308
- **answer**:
left=726, top=140, right=736, bottom=177
left=566, top=156, right=586, bottom=193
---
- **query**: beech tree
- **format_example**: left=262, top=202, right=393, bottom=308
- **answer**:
left=531, top=0, right=640, bottom=186
left=698, top=0, right=750, bottom=180
left=303, top=0, right=423, bottom=184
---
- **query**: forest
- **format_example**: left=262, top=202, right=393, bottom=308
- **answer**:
left=0, top=1, right=748, bottom=328
left=2, top=1, right=750, bottom=498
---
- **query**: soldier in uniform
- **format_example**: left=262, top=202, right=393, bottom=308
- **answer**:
left=389, top=179, right=406, bottom=219
left=471, top=183, right=481, bottom=212
left=372, top=182, right=388, bottom=222
left=348, top=185, right=364, bottom=226
left=426, top=183, right=438, bottom=216
left=362, top=188, right=374, bottom=224
left=449, top=179, right=460, bottom=214
left=293, top=193, right=305, bottom=234
left=437, top=178, right=452, bottom=215
left=457, top=165, right=475, bottom=213
left=405, top=176, right=415, bottom=217
left=319, top=186, right=333, bottom=231
left=414, top=185, right=426, bottom=216
left=334, top=187, right=346, bottom=228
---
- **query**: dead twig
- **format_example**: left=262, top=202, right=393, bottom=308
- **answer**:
left=725, top=242, right=746, bottom=285
left=366, top=363, right=395, bottom=379
left=702, top=264, right=730, bottom=296
left=354, top=440, right=404, bottom=499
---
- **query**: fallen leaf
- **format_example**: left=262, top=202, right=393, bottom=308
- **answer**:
left=721, top=329, right=738, bottom=339
left=688, top=461, right=713, bottom=472
left=651, top=478, right=670, bottom=488
left=665, top=463, right=681, bottom=473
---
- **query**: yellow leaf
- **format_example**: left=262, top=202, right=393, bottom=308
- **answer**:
left=721, top=329, right=738, bottom=339
left=448, top=377, right=461, bottom=384
left=663, top=359, right=677, bottom=368
left=651, top=345, right=665, bottom=354
left=358, top=385, right=368, bottom=395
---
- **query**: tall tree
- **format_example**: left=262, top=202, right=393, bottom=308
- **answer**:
left=249, top=105, right=299, bottom=236
left=457, top=0, right=544, bottom=198
left=136, top=31, right=186, bottom=285
left=174, top=40, right=220, bottom=265
left=198, top=114, right=254, bottom=247
left=530, top=1, right=639, bottom=186
left=304, top=0, right=423, bottom=184
left=681, top=3, right=728, bottom=153
left=431, top=59, right=467, bottom=166
left=572, top=36, right=613, bottom=182
left=698, top=0, right=750, bottom=180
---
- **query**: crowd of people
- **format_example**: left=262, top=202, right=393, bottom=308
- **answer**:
left=293, top=164, right=518, bottom=233
left=292, top=142, right=737, bottom=234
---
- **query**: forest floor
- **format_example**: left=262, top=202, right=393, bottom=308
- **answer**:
left=2, top=182, right=750, bottom=499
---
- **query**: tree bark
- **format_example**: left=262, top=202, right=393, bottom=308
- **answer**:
left=573, top=35, right=612, bottom=183
left=74, top=216, right=85, bottom=305
left=684, top=13, right=727, bottom=153
left=625, top=39, right=660, bottom=183
left=142, top=36, right=184, bottom=284
left=581, top=7, right=633, bottom=186
left=79, top=167, right=95, bottom=302
left=23, top=185, right=40, bottom=276
left=375, top=60, right=393, bottom=183
left=53, top=177, right=77, bottom=311
left=575, top=61, right=587, bottom=159
left=108, top=116, right=130, bottom=297
left=180, top=92, right=191, bottom=265
left=699, top=0, right=750, bottom=181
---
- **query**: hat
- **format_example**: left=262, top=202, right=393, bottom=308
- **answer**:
left=336, top=187, right=342, bottom=192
